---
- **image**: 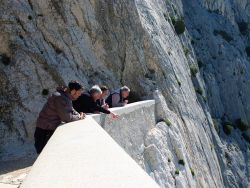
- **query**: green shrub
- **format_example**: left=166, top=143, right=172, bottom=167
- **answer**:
left=213, top=30, right=233, bottom=42
left=175, top=170, right=180, bottom=175
left=223, top=121, right=233, bottom=126
left=0, top=54, right=11, bottom=65
left=177, top=79, right=181, bottom=86
left=42, top=89, right=49, bottom=96
left=190, top=168, right=195, bottom=176
left=246, top=46, right=250, bottom=58
left=237, top=22, right=248, bottom=35
left=242, top=133, right=250, bottom=143
left=165, top=119, right=172, bottom=126
left=223, top=124, right=233, bottom=135
left=195, top=88, right=203, bottom=95
left=178, top=159, right=185, bottom=166
left=210, top=144, right=214, bottom=150
left=190, top=64, right=198, bottom=77
left=236, top=118, right=249, bottom=131
left=197, top=60, right=203, bottom=68
left=171, top=16, right=185, bottom=35
left=170, top=16, right=176, bottom=25
left=183, top=46, right=190, bottom=57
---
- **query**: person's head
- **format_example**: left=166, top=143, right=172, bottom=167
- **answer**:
left=89, top=85, right=102, bottom=101
left=100, top=85, right=109, bottom=99
left=120, top=86, right=130, bottom=98
left=68, top=80, right=83, bottom=100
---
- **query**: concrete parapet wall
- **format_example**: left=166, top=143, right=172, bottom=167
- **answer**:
left=21, top=101, right=158, bottom=188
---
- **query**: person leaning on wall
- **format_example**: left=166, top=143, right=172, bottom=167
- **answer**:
left=106, top=86, right=130, bottom=108
left=96, top=85, right=109, bottom=110
left=73, top=85, right=118, bottom=118
left=34, top=80, right=85, bottom=154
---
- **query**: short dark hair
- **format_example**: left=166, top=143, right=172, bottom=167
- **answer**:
left=68, top=80, right=83, bottom=91
left=100, top=85, right=108, bottom=92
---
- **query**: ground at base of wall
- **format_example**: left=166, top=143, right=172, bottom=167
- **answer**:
left=0, top=155, right=36, bottom=187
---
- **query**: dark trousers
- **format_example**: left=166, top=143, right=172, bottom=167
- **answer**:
left=34, top=127, right=55, bottom=154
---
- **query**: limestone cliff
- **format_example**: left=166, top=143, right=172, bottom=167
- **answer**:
left=0, top=0, right=249, bottom=187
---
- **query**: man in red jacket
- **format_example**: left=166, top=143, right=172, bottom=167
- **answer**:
left=34, top=80, right=85, bottom=154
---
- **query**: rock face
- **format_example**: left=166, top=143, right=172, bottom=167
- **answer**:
left=0, top=0, right=249, bottom=187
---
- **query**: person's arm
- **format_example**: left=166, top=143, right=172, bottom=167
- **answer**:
left=93, top=102, right=111, bottom=114
left=95, top=103, right=119, bottom=118
left=72, top=107, right=85, bottom=120
left=111, top=94, right=125, bottom=107
left=54, top=97, right=81, bottom=122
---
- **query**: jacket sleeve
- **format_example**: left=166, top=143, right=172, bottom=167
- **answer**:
left=71, top=107, right=82, bottom=121
left=95, top=105, right=111, bottom=114
left=112, top=94, right=124, bottom=107
left=54, top=96, right=81, bottom=122
left=91, top=101, right=111, bottom=114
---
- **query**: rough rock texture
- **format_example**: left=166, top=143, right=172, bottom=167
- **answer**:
left=0, top=0, right=250, bottom=187
left=93, top=99, right=223, bottom=188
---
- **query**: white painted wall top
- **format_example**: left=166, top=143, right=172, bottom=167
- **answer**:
left=21, top=101, right=159, bottom=188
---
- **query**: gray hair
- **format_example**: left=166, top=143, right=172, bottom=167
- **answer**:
left=120, top=86, right=130, bottom=92
left=90, top=85, right=102, bottom=94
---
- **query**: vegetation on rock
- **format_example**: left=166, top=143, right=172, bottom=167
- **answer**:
left=190, top=64, right=198, bottom=77
left=190, top=168, right=195, bottom=176
left=195, top=87, right=203, bottom=95
left=223, top=123, right=233, bottom=135
left=236, top=118, right=249, bottom=131
left=175, top=170, right=180, bottom=175
left=178, top=159, right=185, bottom=166
left=171, top=16, right=185, bottom=35
left=165, top=119, right=172, bottom=126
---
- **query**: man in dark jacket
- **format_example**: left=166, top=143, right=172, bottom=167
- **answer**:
left=106, top=86, right=130, bottom=108
left=73, top=85, right=118, bottom=118
left=34, top=81, right=85, bottom=154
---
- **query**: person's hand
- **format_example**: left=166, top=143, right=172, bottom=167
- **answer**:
left=102, top=104, right=109, bottom=110
left=111, top=112, right=119, bottom=119
left=124, top=100, right=128, bottom=104
left=80, top=112, right=86, bottom=119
